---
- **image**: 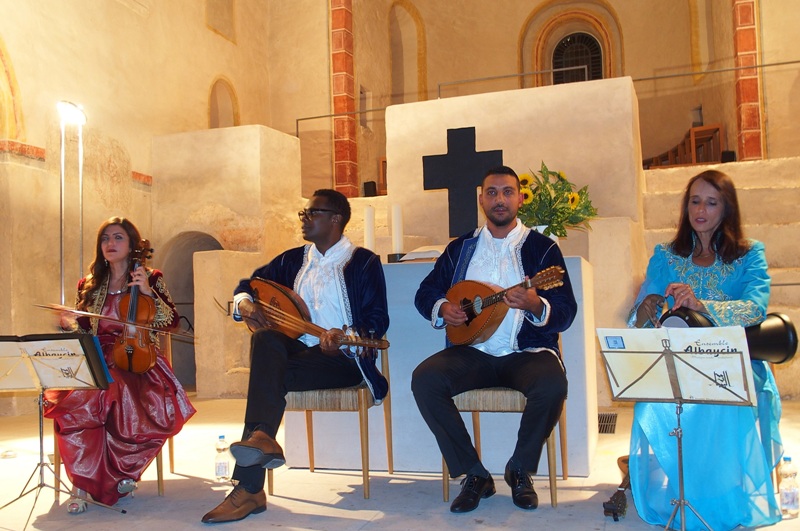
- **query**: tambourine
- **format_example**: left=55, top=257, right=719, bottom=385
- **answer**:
left=659, top=308, right=797, bottom=364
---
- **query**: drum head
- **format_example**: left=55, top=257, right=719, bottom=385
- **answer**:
left=659, top=308, right=714, bottom=328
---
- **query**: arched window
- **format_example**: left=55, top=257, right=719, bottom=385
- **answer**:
left=552, top=32, right=603, bottom=84
left=209, top=78, right=239, bottom=128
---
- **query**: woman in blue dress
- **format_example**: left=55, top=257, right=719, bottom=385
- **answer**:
left=627, top=169, right=782, bottom=530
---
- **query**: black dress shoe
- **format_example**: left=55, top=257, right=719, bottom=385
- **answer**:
left=229, top=429, right=286, bottom=469
left=201, top=485, right=267, bottom=524
left=450, top=474, right=495, bottom=513
left=504, top=462, right=538, bottom=510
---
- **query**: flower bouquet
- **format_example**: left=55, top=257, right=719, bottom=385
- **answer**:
left=517, top=162, right=598, bottom=238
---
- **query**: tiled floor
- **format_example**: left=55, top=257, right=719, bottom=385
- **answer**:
left=0, top=397, right=798, bottom=531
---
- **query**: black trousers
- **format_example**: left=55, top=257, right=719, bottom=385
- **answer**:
left=411, top=346, right=567, bottom=478
left=232, top=329, right=362, bottom=491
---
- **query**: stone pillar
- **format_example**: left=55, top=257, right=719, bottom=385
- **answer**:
left=732, top=0, right=764, bottom=160
left=331, top=0, right=358, bottom=197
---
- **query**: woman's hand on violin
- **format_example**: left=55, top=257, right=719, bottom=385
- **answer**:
left=129, top=268, right=154, bottom=297
left=319, top=328, right=344, bottom=355
left=665, top=283, right=707, bottom=313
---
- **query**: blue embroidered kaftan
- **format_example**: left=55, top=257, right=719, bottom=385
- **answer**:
left=626, top=240, right=782, bottom=530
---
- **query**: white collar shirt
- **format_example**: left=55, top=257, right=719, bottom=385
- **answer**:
left=465, top=220, right=526, bottom=356
left=295, top=236, right=354, bottom=347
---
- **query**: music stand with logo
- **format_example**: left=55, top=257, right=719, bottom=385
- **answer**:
left=0, top=332, right=120, bottom=528
left=597, top=326, right=755, bottom=531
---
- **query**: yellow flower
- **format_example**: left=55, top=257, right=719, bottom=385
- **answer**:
left=568, top=192, right=579, bottom=209
left=516, top=161, right=597, bottom=237
left=521, top=187, right=534, bottom=204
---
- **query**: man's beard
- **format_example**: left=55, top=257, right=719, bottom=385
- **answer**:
left=486, top=209, right=516, bottom=227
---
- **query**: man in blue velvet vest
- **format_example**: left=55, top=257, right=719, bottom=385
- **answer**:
left=202, top=189, right=389, bottom=524
left=413, top=167, right=576, bottom=514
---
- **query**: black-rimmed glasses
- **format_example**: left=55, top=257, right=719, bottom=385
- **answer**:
left=297, top=208, right=339, bottom=222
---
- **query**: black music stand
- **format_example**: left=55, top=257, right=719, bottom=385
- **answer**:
left=597, top=326, right=755, bottom=531
left=0, top=333, right=120, bottom=529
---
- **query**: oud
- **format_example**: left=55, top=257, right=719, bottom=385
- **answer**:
left=445, top=265, right=565, bottom=346
left=248, top=278, right=389, bottom=351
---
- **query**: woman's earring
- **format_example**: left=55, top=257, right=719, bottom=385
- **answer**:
left=104, top=259, right=108, bottom=266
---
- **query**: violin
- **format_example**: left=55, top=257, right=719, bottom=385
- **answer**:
left=112, top=239, right=158, bottom=373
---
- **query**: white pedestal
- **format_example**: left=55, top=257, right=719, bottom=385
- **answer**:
left=285, top=256, right=597, bottom=477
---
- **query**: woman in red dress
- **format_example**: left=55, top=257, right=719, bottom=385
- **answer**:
left=45, top=217, right=195, bottom=513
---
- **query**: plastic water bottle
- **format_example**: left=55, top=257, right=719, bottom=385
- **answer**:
left=214, top=435, right=231, bottom=481
left=780, top=456, right=799, bottom=518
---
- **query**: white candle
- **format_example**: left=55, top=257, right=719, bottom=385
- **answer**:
left=364, top=205, right=375, bottom=251
left=391, top=204, right=404, bottom=254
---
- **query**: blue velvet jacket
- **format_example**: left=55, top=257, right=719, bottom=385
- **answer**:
left=234, top=245, right=389, bottom=340
left=415, top=225, right=577, bottom=355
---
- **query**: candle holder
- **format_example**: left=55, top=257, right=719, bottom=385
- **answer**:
left=387, top=253, right=405, bottom=263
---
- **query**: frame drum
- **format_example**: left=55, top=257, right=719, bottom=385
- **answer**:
left=659, top=308, right=713, bottom=329
left=659, top=308, right=797, bottom=364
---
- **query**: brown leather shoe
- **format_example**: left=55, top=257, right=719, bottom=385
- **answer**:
left=201, top=485, right=266, bottom=524
left=229, top=429, right=286, bottom=469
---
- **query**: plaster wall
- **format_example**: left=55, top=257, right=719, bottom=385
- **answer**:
left=151, top=125, right=304, bottom=257
left=759, top=1, right=800, bottom=158
left=0, top=0, right=272, bottom=172
left=267, top=0, right=334, bottom=196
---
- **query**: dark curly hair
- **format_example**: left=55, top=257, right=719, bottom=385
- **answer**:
left=77, top=217, right=143, bottom=310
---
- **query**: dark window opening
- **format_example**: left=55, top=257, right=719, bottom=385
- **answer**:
left=552, top=32, right=603, bottom=84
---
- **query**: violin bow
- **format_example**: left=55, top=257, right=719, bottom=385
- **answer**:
left=34, top=303, right=195, bottom=339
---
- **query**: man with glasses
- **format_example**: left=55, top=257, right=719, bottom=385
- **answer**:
left=202, top=189, right=390, bottom=524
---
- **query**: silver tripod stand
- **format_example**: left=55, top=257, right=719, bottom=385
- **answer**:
left=664, top=401, right=714, bottom=531
left=0, top=333, right=122, bottom=528
left=0, top=392, right=125, bottom=529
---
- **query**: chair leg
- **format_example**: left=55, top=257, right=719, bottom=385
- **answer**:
left=267, top=468, right=274, bottom=496
left=305, top=410, right=314, bottom=472
left=383, top=390, right=394, bottom=474
left=442, top=457, right=450, bottom=502
left=471, top=412, right=482, bottom=460
left=53, top=431, right=61, bottom=502
left=156, top=449, right=165, bottom=496
left=168, top=435, right=175, bottom=474
left=546, top=430, right=557, bottom=507
left=558, top=409, right=568, bottom=480
left=358, top=387, right=371, bottom=499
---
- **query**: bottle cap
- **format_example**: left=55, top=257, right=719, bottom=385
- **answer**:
left=219, top=435, right=225, bottom=440
left=785, top=456, right=793, bottom=462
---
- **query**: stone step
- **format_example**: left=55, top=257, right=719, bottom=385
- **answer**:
left=644, top=224, right=800, bottom=269
left=771, top=268, right=800, bottom=307
left=762, top=304, right=800, bottom=400
left=643, top=188, right=800, bottom=230
left=644, top=160, right=800, bottom=194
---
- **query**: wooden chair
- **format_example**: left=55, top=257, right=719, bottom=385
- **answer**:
left=267, top=347, right=393, bottom=499
left=53, top=334, right=175, bottom=499
left=442, top=387, right=568, bottom=507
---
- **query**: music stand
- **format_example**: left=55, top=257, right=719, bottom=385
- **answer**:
left=0, top=332, right=121, bottom=528
left=597, top=326, right=755, bottom=531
